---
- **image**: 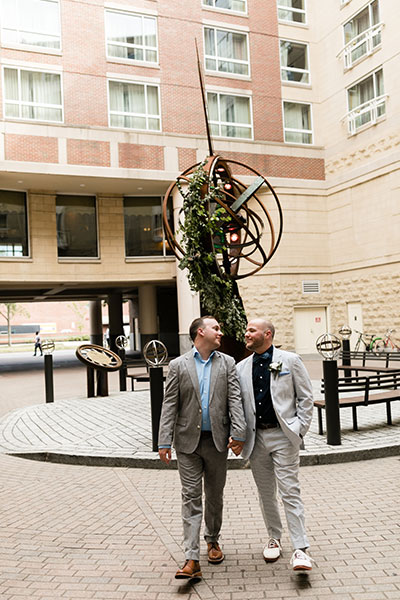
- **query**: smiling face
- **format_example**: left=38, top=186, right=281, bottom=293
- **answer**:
left=198, top=318, right=222, bottom=351
left=244, top=319, right=273, bottom=354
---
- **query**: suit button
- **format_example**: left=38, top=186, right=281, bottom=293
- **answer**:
left=197, top=425, right=201, bottom=429
left=199, top=409, right=202, bottom=413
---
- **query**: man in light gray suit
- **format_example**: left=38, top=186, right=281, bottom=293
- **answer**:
left=236, top=318, right=314, bottom=572
left=158, top=315, right=246, bottom=580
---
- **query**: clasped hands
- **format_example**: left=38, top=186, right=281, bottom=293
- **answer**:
left=159, top=436, right=244, bottom=464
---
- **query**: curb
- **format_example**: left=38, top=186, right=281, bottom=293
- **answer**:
left=8, top=442, right=400, bottom=468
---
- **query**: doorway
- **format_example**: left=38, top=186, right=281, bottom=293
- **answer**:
left=294, top=307, right=328, bottom=354
left=347, top=302, right=363, bottom=350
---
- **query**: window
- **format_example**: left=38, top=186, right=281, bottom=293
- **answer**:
left=105, top=10, right=158, bottom=64
left=0, top=0, right=61, bottom=49
left=204, top=27, right=249, bottom=76
left=280, top=40, right=309, bottom=84
left=3, top=66, right=62, bottom=122
left=207, top=91, right=252, bottom=138
left=277, top=0, right=306, bottom=24
left=202, top=0, right=247, bottom=13
left=56, top=196, right=98, bottom=258
left=342, top=1, right=381, bottom=68
left=347, top=68, right=385, bottom=134
left=108, top=80, right=161, bottom=131
left=283, top=101, right=312, bottom=144
left=124, top=197, right=173, bottom=257
left=0, top=190, right=28, bottom=257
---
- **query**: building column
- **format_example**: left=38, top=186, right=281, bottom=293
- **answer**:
left=107, top=292, right=124, bottom=354
left=171, top=183, right=201, bottom=354
left=128, top=297, right=139, bottom=351
left=138, top=284, right=158, bottom=350
left=89, top=300, right=103, bottom=346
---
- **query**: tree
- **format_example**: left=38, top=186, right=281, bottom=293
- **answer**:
left=0, top=303, right=31, bottom=346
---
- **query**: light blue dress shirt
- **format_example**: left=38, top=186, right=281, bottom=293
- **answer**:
left=193, top=346, right=215, bottom=431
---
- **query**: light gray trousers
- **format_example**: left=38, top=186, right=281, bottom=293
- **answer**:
left=250, top=428, right=309, bottom=550
left=176, top=432, right=228, bottom=560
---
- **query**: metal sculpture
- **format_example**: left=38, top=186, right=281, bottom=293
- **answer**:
left=162, top=42, right=283, bottom=283
left=76, top=344, right=122, bottom=371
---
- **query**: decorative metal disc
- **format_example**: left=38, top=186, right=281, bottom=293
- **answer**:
left=143, top=340, right=168, bottom=367
left=42, top=339, right=55, bottom=355
left=316, top=334, right=342, bottom=360
left=338, top=325, right=352, bottom=340
left=75, top=344, right=123, bottom=371
left=116, top=335, right=128, bottom=350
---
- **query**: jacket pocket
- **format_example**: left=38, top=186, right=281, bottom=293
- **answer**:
left=176, top=418, right=187, bottom=427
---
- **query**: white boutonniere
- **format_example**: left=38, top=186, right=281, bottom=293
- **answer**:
left=268, top=361, right=283, bottom=378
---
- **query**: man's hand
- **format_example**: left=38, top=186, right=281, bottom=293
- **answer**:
left=228, top=437, right=244, bottom=456
left=159, top=447, right=172, bottom=465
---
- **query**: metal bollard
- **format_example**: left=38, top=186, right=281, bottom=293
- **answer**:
left=342, top=338, right=352, bottom=378
left=149, top=366, right=164, bottom=452
left=118, top=347, right=127, bottom=392
left=322, top=359, right=341, bottom=445
left=44, top=354, right=54, bottom=403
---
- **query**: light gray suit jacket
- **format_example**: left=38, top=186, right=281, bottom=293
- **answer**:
left=158, top=349, right=247, bottom=454
left=236, top=347, right=314, bottom=460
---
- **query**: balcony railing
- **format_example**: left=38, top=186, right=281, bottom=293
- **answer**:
left=339, top=22, right=383, bottom=69
left=345, top=94, right=387, bottom=135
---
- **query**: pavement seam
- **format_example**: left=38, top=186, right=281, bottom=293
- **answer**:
left=114, top=468, right=220, bottom=600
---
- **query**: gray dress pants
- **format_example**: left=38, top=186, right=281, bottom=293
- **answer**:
left=250, top=428, right=309, bottom=550
left=176, top=432, right=228, bottom=560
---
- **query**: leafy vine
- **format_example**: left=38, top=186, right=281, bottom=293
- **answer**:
left=177, top=162, right=247, bottom=341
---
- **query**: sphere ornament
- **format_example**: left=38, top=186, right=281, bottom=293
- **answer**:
left=316, top=333, right=342, bottom=360
left=162, top=155, right=283, bottom=281
left=143, top=340, right=168, bottom=367
left=338, top=325, right=352, bottom=340
left=42, top=339, right=55, bottom=355
left=116, top=335, right=128, bottom=350
left=75, top=344, right=123, bottom=371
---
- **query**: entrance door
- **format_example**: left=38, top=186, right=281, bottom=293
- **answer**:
left=347, top=302, right=363, bottom=350
left=294, top=307, right=327, bottom=354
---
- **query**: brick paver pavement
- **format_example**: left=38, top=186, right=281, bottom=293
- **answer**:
left=0, top=453, right=399, bottom=600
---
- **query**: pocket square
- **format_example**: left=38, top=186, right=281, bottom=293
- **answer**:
left=278, top=371, right=290, bottom=376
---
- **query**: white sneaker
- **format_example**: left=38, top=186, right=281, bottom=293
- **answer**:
left=262, top=538, right=282, bottom=562
left=290, top=549, right=313, bottom=571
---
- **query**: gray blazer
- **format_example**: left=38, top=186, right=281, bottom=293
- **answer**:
left=236, top=347, right=314, bottom=460
left=158, top=350, right=247, bottom=454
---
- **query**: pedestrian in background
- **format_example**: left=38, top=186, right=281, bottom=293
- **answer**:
left=158, top=315, right=246, bottom=580
left=236, top=318, right=314, bottom=572
left=33, top=331, right=43, bottom=356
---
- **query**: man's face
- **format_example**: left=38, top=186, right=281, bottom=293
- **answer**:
left=244, top=320, right=271, bottom=353
left=199, top=318, right=222, bottom=349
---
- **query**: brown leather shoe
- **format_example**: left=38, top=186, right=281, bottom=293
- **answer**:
left=207, top=541, right=224, bottom=563
left=175, top=559, right=202, bottom=579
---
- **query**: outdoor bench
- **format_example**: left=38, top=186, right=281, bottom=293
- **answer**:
left=315, top=371, right=400, bottom=434
left=340, top=350, right=400, bottom=367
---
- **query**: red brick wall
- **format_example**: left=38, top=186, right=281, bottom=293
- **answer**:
left=178, top=148, right=198, bottom=172
left=67, top=139, right=110, bottom=167
left=224, top=152, right=325, bottom=180
left=119, top=144, right=164, bottom=170
left=5, top=135, right=58, bottom=163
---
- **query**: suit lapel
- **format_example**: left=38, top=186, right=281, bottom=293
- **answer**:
left=185, top=352, right=201, bottom=405
left=209, top=352, right=221, bottom=404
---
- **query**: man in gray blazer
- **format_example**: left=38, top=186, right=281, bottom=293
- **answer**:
left=236, top=318, right=314, bottom=572
left=158, top=316, right=246, bottom=580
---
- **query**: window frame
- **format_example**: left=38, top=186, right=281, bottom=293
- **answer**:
left=107, top=78, right=162, bottom=132
left=341, top=0, right=382, bottom=69
left=202, top=0, right=247, bottom=16
left=206, top=89, right=253, bottom=140
left=282, top=99, right=313, bottom=145
left=0, top=0, right=62, bottom=52
left=56, top=194, right=99, bottom=260
left=279, top=38, right=310, bottom=85
left=203, top=25, right=250, bottom=78
left=345, top=67, right=386, bottom=135
left=104, top=8, right=159, bottom=66
left=0, top=189, right=29, bottom=259
left=2, top=64, right=64, bottom=123
left=124, top=195, right=174, bottom=259
left=277, top=0, right=307, bottom=26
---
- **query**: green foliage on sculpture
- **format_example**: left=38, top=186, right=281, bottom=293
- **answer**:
left=177, top=162, right=247, bottom=341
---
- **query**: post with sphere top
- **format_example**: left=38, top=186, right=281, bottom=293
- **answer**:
left=316, top=334, right=342, bottom=445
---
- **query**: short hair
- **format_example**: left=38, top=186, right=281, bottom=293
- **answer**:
left=265, top=320, right=275, bottom=339
left=35, top=331, right=39, bottom=335
left=189, top=315, right=215, bottom=342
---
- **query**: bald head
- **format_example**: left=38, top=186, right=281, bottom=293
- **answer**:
left=244, top=318, right=275, bottom=354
